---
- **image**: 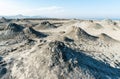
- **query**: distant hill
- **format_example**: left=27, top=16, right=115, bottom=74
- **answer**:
left=0, top=14, right=45, bottom=19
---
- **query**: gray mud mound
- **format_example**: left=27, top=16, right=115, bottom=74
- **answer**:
left=81, top=21, right=103, bottom=29
left=18, top=40, right=119, bottom=79
left=34, top=21, right=57, bottom=30
left=48, top=41, right=120, bottom=79
left=0, top=23, right=24, bottom=41
left=4, top=23, right=23, bottom=32
left=66, top=26, right=119, bottom=49
left=68, top=26, right=98, bottom=41
left=98, top=33, right=119, bottom=42
left=102, top=19, right=113, bottom=24
left=23, top=27, right=47, bottom=38
left=0, top=17, right=8, bottom=23
left=0, top=23, right=47, bottom=45
left=67, top=26, right=119, bottom=43
left=76, top=27, right=98, bottom=40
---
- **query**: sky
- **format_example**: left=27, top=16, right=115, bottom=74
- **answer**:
left=0, top=0, right=120, bottom=18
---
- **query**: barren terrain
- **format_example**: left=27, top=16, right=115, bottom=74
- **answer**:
left=0, top=17, right=120, bottom=79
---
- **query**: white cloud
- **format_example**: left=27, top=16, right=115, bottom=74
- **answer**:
left=0, top=0, right=22, bottom=15
left=23, top=6, right=65, bottom=17
left=0, top=1, right=65, bottom=17
left=0, top=0, right=65, bottom=17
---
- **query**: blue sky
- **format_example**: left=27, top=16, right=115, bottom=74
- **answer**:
left=0, top=0, right=120, bottom=18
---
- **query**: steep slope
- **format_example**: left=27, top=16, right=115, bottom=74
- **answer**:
left=79, top=21, right=103, bottom=29
left=23, top=27, right=47, bottom=38
left=5, top=41, right=120, bottom=79
left=65, top=25, right=119, bottom=53
left=0, top=17, right=8, bottom=23
left=67, top=26, right=98, bottom=41
left=0, top=23, right=47, bottom=45
left=0, top=23, right=24, bottom=41
left=98, top=33, right=119, bottom=42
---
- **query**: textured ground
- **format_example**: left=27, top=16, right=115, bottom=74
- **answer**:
left=0, top=18, right=120, bottom=79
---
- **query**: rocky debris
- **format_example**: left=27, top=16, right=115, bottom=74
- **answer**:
left=48, top=41, right=120, bottom=79
left=63, top=37, right=74, bottom=42
left=0, top=56, right=7, bottom=78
